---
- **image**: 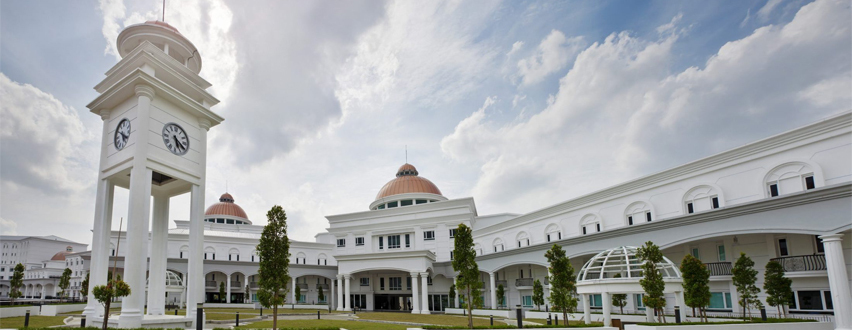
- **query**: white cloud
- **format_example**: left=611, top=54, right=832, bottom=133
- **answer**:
left=757, top=0, right=783, bottom=21
left=656, top=13, right=683, bottom=35
left=441, top=0, right=851, bottom=214
left=507, top=41, right=524, bottom=57
left=517, top=30, right=585, bottom=86
left=0, top=217, right=18, bottom=236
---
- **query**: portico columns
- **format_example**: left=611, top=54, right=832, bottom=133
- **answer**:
left=41, top=286, right=45, bottom=300
left=454, top=278, right=460, bottom=308
left=601, top=292, right=612, bottom=327
left=676, top=291, right=686, bottom=318
left=147, top=195, right=169, bottom=315
left=336, top=275, right=344, bottom=311
left=225, top=274, right=232, bottom=303
left=329, top=277, right=335, bottom=309
left=344, top=275, right=352, bottom=311
left=291, top=276, right=296, bottom=305
left=489, top=272, right=497, bottom=309
left=188, top=118, right=211, bottom=323
left=420, top=273, right=430, bottom=314
left=819, top=234, right=852, bottom=330
left=84, top=110, right=115, bottom=320
left=582, top=294, right=591, bottom=324
left=410, top=273, right=420, bottom=314
left=645, top=303, right=654, bottom=322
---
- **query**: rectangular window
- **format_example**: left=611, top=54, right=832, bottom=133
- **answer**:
left=628, top=216, right=634, bottom=226
left=687, top=203, right=695, bottom=214
left=389, top=277, right=402, bottom=290
left=805, top=176, right=816, bottom=190
left=217, top=219, right=225, bottom=223
left=355, top=237, right=365, bottom=246
left=450, top=251, right=454, bottom=260
left=389, top=235, right=401, bottom=249
left=424, top=230, right=435, bottom=240
left=380, top=277, right=385, bottom=290
left=709, top=292, right=732, bottom=309
left=582, top=227, right=587, bottom=235
left=518, top=241, right=522, bottom=248
left=377, top=204, right=385, bottom=209
left=815, top=235, right=825, bottom=253
left=646, top=212, right=652, bottom=222
left=797, top=290, right=823, bottom=310
left=824, top=291, right=833, bottom=310
left=590, top=294, right=603, bottom=307
left=337, top=239, right=345, bottom=247
left=547, top=234, right=551, bottom=242
left=717, top=245, right=726, bottom=262
left=387, top=201, right=398, bottom=208
left=634, top=294, right=645, bottom=309
left=449, top=229, right=457, bottom=238
left=401, top=199, right=413, bottom=206
left=407, top=277, right=412, bottom=290
left=711, top=197, right=720, bottom=209
left=595, top=223, right=601, bottom=232
left=379, top=237, right=384, bottom=250
left=427, top=276, right=433, bottom=285
left=416, top=199, right=428, bottom=204
left=778, top=238, right=789, bottom=256
left=405, top=234, right=410, bottom=248
left=691, top=247, right=700, bottom=259
left=226, top=219, right=234, bottom=224
left=180, top=252, right=183, bottom=258
left=522, top=295, right=533, bottom=307
left=770, top=184, right=779, bottom=197
left=360, top=278, right=369, bottom=286
left=558, top=232, right=561, bottom=239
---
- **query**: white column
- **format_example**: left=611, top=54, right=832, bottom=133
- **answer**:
left=118, top=167, right=152, bottom=328
left=188, top=118, right=211, bottom=323
left=676, top=291, right=687, bottom=317
left=410, top=273, right=420, bottom=314
left=420, top=273, right=430, bottom=314
left=582, top=294, right=591, bottom=324
left=489, top=272, right=497, bottom=309
left=226, top=273, right=232, bottom=303
left=84, top=175, right=113, bottom=319
left=454, top=278, right=460, bottom=308
left=645, top=302, right=654, bottom=322
left=41, top=286, right=45, bottom=300
left=329, top=278, right=335, bottom=310
left=343, top=275, right=352, bottom=311
left=147, top=195, right=169, bottom=315
left=291, top=276, right=296, bottom=305
left=336, top=275, right=344, bottom=311
left=728, top=280, right=740, bottom=314
left=820, top=234, right=852, bottom=330
left=602, top=292, right=612, bottom=327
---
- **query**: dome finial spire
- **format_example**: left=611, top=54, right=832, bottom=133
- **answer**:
left=405, top=145, right=408, bottom=163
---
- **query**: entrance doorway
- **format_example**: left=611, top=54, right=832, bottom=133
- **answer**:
left=374, top=294, right=413, bottom=311
left=428, top=294, right=449, bottom=312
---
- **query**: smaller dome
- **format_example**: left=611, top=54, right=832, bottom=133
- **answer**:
left=51, top=250, right=72, bottom=261
left=205, top=192, right=248, bottom=219
left=375, top=163, right=443, bottom=200
left=577, top=246, right=681, bottom=282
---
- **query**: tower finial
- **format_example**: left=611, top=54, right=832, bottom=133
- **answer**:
left=162, top=0, right=166, bottom=22
left=405, top=145, right=408, bottom=163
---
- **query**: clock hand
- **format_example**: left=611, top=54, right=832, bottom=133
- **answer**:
left=173, top=136, right=181, bottom=151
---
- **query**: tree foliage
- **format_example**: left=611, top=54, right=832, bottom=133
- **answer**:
left=256, top=205, right=291, bottom=330
left=449, top=284, right=456, bottom=308
left=93, top=279, right=131, bottom=330
left=452, top=223, right=482, bottom=329
left=81, top=273, right=90, bottom=299
left=58, top=268, right=72, bottom=302
left=219, top=282, right=226, bottom=303
left=545, top=244, right=577, bottom=323
left=611, top=274, right=628, bottom=315
left=496, top=284, right=505, bottom=309
left=680, top=254, right=711, bottom=322
left=732, top=252, right=760, bottom=319
left=295, top=282, right=302, bottom=304
left=637, top=241, right=667, bottom=323
left=763, top=260, right=792, bottom=318
left=317, top=285, right=325, bottom=304
left=9, top=263, right=24, bottom=302
left=532, top=279, right=545, bottom=310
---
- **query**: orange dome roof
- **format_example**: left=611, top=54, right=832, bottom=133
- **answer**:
left=375, top=164, right=442, bottom=199
left=205, top=193, right=248, bottom=219
left=51, top=251, right=71, bottom=261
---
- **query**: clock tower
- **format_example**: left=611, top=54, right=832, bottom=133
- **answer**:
left=83, top=20, right=223, bottom=328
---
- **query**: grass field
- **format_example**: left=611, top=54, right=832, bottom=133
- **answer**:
left=525, top=318, right=603, bottom=327
left=355, top=312, right=504, bottom=327
left=0, top=315, right=67, bottom=328
left=236, top=319, right=408, bottom=330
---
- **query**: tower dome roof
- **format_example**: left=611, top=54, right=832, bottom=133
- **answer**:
left=205, top=193, right=248, bottom=219
left=375, top=163, right=443, bottom=200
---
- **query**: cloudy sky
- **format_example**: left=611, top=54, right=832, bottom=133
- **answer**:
left=1, top=0, right=849, bottom=247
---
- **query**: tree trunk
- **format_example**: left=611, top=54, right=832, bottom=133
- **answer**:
left=562, top=310, right=568, bottom=326
left=466, top=290, right=474, bottom=329
left=102, top=300, right=111, bottom=330
left=273, top=293, right=278, bottom=330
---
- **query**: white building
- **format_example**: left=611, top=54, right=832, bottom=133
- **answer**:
left=0, top=235, right=88, bottom=300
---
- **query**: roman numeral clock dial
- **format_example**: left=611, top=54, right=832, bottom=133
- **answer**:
left=114, top=118, right=131, bottom=150
left=162, top=123, right=190, bottom=155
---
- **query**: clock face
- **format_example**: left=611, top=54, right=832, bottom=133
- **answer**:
left=162, top=123, right=190, bottom=155
left=114, top=119, right=131, bottom=150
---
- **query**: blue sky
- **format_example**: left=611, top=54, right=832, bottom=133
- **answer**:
left=1, top=0, right=849, bottom=246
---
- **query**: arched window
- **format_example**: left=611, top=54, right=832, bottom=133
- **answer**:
left=580, top=214, right=602, bottom=235
left=683, top=184, right=724, bottom=214
left=474, top=243, right=483, bottom=256
left=545, top=224, right=562, bottom=242
left=516, top=231, right=530, bottom=248
left=204, top=247, right=216, bottom=260
left=295, top=252, right=306, bottom=265
left=318, top=253, right=328, bottom=266
left=229, top=248, right=240, bottom=261
left=624, top=201, right=653, bottom=225
left=492, top=238, right=504, bottom=253
left=179, top=245, right=189, bottom=259
left=764, top=161, right=823, bottom=197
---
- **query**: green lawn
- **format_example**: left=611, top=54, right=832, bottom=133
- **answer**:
left=525, top=318, right=603, bottom=327
left=0, top=315, right=67, bottom=328
left=236, top=319, right=408, bottom=330
left=355, top=312, right=499, bottom=327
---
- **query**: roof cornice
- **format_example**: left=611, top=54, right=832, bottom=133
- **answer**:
left=334, top=249, right=436, bottom=262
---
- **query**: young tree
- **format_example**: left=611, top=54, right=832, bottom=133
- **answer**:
left=81, top=273, right=90, bottom=301
left=532, top=279, right=545, bottom=310
left=763, top=260, right=792, bottom=318
left=732, top=252, right=760, bottom=320
left=680, top=254, right=711, bottom=322
left=93, top=279, right=131, bottom=330
left=452, top=223, right=482, bottom=329
left=546, top=244, right=578, bottom=323
left=295, top=283, right=302, bottom=304
left=637, top=241, right=667, bottom=323
left=496, top=284, right=505, bottom=309
left=449, top=284, right=456, bottom=308
left=317, top=285, right=325, bottom=305
left=245, top=284, right=251, bottom=303
left=256, top=205, right=291, bottom=330
left=58, top=268, right=72, bottom=302
left=611, top=274, right=628, bottom=315
left=9, top=263, right=24, bottom=302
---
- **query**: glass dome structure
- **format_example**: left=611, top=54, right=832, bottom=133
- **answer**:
left=577, top=246, right=681, bottom=282
left=147, top=270, right=186, bottom=288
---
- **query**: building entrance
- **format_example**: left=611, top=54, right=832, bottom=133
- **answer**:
left=374, top=294, right=413, bottom=311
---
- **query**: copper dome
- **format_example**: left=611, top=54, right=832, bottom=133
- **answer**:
left=205, top=193, right=248, bottom=219
left=375, top=164, right=443, bottom=200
